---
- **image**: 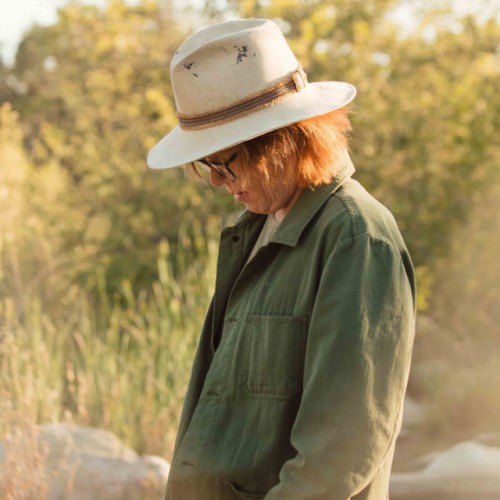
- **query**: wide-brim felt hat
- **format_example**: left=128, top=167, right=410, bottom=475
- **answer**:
left=147, top=18, right=356, bottom=170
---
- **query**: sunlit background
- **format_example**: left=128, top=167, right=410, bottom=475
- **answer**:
left=1, top=0, right=499, bottom=497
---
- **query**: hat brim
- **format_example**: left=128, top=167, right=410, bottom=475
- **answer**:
left=147, top=81, right=356, bottom=169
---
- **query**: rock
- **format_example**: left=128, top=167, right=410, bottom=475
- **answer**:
left=0, top=424, right=169, bottom=499
left=423, top=441, right=500, bottom=476
left=38, top=423, right=138, bottom=465
left=391, top=440, right=500, bottom=500
left=68, top=454, right=169, bottom=500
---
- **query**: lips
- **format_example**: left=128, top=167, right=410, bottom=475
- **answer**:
left=226, top=187, right=249, bottom=202
left=234, top=191, right=248, bottom=202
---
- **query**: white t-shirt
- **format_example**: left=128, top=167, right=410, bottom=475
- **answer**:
left=246, top=214, right=281, bottom=263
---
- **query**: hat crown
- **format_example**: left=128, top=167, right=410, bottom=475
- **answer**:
left=171, top=19, right=299, bottom=116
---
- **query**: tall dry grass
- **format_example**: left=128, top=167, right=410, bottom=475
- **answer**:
left=0, top=230, right=218, bottom=461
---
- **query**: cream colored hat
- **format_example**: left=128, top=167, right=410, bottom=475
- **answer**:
left=147, top=18, right=356, bottom=169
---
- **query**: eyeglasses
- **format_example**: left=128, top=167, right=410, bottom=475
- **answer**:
left=197, top=151, right=238, bottom=181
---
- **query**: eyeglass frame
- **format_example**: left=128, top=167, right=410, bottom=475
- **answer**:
left=196, top=151, right=238, bottom=181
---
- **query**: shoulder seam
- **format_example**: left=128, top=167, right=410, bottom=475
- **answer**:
left=340, top=231, right=399, bottom=254
left=331, top=188, right=358, bottom=237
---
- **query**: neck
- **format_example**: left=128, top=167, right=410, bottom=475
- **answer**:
left=274, top=187, right=304, bottom=222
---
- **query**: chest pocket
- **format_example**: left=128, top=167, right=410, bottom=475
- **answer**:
left=241, top=315, right=308, bottom=400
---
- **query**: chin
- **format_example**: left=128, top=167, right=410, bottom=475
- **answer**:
left=245, top=205, right=270, bottom=214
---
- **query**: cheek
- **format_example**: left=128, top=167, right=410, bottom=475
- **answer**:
left=238, top=158, right=288, bottom=201
left=247, top=175, right=273, bottom=203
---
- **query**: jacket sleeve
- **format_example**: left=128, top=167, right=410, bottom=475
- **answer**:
left=264, top=233, right=415, bottom=499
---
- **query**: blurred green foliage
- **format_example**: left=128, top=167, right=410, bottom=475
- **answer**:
left=3, top=1, right=231, bottom=299
left=0, top=0, right=499, bottom=455
left=2, top=0, right=499, bottom=301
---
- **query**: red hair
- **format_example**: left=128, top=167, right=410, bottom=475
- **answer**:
left=235, top=106, right=352, bottom=188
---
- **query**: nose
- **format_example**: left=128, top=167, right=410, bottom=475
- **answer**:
left=209, top=169, right=229, bottom=187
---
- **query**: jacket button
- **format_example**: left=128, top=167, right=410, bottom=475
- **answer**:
left=232, top=235, right=240, bottom=242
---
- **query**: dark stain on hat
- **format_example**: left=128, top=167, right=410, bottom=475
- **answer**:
left=234, top=45, right=248, bottom=64
left=183, top=62, right=194, bottom=70
left=193, top=73, right=199, bottom=77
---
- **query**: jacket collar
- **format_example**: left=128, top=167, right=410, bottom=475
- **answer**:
left=233, top=151, right=355, bottom=247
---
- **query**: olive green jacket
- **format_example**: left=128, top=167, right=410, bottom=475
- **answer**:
left=165, top=159, right=416, bottom=499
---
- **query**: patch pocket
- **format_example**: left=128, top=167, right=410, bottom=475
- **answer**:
left=242, top=315, right=308, bottom=399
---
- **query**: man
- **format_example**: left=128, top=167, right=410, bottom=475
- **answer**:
left=148, top=18, right=415, bottom=499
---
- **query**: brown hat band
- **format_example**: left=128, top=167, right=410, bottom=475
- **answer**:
left=177, top=66, right=308, bottom=131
